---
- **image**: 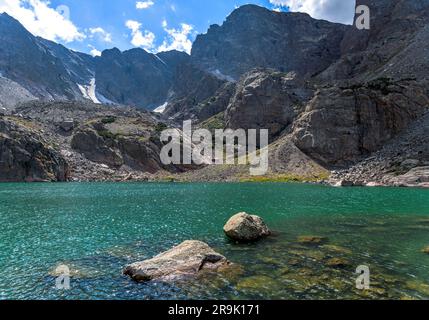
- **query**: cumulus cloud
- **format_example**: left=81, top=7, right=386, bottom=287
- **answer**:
left=0, top=0, right=85, bottom=42
left=89, top=27, right=112, bottom=43
left=136, top=1, right=154, bottom=10
left=88, top=45, right=101, bottom=57
left=157, top=21, right=194, bottom=54
left=269, top=0, right=355, bottom=25
left=125, top=19, right=156, bottom=52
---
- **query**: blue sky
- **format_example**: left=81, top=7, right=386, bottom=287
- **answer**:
left=49, top=0, right=280, bottom=55
left=0, top=0, right=355, bottom=56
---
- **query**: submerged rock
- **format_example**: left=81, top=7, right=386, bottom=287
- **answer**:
left=321, top=245, right=352, bottom=255
left=422, top=246, right=429, bottom=254
left=406, top=280, right=429, bottom=296
left=326, top=258, right=351, bottom=269
left=223, top=212, right=271, bottom=242
left=123, top=240, right=230, bottom=282
left=297, top=236, right=328, bottom=246
left=236, top=275, right=280, bottom=294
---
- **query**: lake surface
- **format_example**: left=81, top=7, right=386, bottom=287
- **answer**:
left=0, top=182, right=429, bottom=300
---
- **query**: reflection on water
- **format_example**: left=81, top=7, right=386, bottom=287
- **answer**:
left=0, top=182, right=428, bottom=300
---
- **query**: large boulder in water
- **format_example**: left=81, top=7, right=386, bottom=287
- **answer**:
left=223, top=212, right=271, bottom=242
left=123, top=240, right=230, bottom=282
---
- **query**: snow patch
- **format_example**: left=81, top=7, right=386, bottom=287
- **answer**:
left=78, top=78, right=115, bottom=105
left=77, top=83, right=91, bottom=101
left=154, top=54, right=167, bottom=66
left=154, top=102, right=168, bottom=113
left=86, top=78, right=100, bottom=104
left=96, top=92, right=115, bottom=105
left=211, top=69, right=235, bottom=82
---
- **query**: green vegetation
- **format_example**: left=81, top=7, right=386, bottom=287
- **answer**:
left=240, top=172, right=331, bottom=183
left=155, top=123, right=168, bottom=133
left=198, top=112, right=225, bottom=131
left=97, top=129, right=118, bottom=140
left=101, top=116, right=117, bottom=124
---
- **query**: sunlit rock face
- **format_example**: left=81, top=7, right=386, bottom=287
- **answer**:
left=191, top=5, right=349, bottom=80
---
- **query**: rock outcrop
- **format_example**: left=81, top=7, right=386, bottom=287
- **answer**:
left=71, top=127, right=124, bottom=168
left=320, top=0, right=429, bottom=81
left=225, top=70, right=314, bottom=139
left=123, top=240, right=230, bottom=282
left=162, top=62, right=227, bottom=122
left=292, top=79, right=429, bottom=166
left=192, top=4, right=349, bottom=80
left=224, top=212, right=271, bottom=242
left=0, top=118, right=68, bottom=182
left=95, top=48, right=190, bottom=109
left=71, top=117, right=166, bottom=173
left=391, top=167, right=429, bottom=187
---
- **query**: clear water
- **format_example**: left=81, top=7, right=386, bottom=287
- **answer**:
left=0, top=182, right=428, bottom=300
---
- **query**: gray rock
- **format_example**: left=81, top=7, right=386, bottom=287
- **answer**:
left=95, top=48, right=190, bottom=109
left=59, top=119, right=74, bottom=132
left=192, top=5, right=348, bottom=79
left=224, top=212, right=271, bottom=242
left=292, top=80, right=429, bottom=166
left=401, top=159, right=421, bottom=171
left=71, top=128, right=124, bottom=168
left=123, top=240, right=230, bottom=282
left=337, top=180, right=355, bottom=187
left=0, top=118, right=69, bottom=182
left=393, top=167, right=429, bottom=187
left=225, top=70, right=313, bottom=140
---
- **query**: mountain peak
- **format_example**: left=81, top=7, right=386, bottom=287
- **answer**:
left=0, top=11, right=31, bottom=37
left=0, top=12, right=21, bottom=25
left=192, top=3, right=349, bottom=79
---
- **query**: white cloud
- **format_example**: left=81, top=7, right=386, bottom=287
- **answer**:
left=269, top=0, right=355, bottom=25
left=157, top=21, right=194, bottom=54
left=89, top=27, right=112, bottom=43
left=0, top=0, right=85, bottom=42
left=125, top=19, right=156, bottom=52
left=136, top=1, right=154, bottom=9
left=88, top=45, right=101, bottom=57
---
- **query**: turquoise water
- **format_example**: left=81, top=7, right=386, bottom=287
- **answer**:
left=0, top=182, right=429, bottom=300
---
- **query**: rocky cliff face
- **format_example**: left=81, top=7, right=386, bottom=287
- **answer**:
left=191, top=5, right=349, bottom=80
left=0, top=1, right=428, bottom=186
left=320, top=0, right=429, bottom=81
left=225, top=70, right=314, bottom=140
left=0, top=117, right=68, bottom=182
left=162, top=62, right=227, bottom=122
left=0, top=13, right=89, bottom=100
left=71, top=117, right=167, bottom=173
left=95, top=48, right=190, bottom=109
left=0, top=77, right=35, bottom=110
left=292, top=79, right=429, bottom=166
